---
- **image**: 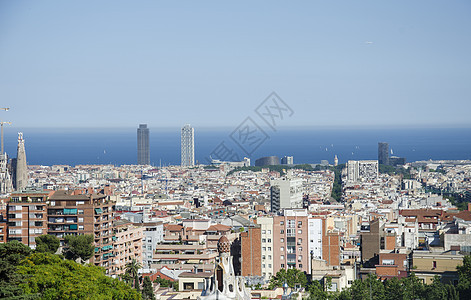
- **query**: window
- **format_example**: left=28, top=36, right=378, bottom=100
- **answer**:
left=268, top=255, right=271, bottom=260
left=383, top=259, right=395, bottom=265
left=78, top=218, right=84, bottom=223
left=262, top=264, right=265, bottom=268
left=281, top=264, right=285, bottom=268
left=262, top=239, right=266, bottom=243
left=288, top=220, right=295, bottom=228
left=433, top=261, right=437, bottom=269
left=298, top=238, right=302, bottom=244
left=262, top=230, right=266, bottom=234
left=299, top=264, right=302, bottom=268
left=268, top=264, right=272, bottom=268
left=78, top=210, right=84, bottom=215
left=78, top=225, right=84, bottom=230
left=268, top=238, right=271, bottom=243
left=280, top=229, right=285, bottom=234
left=298, top=230, right=302, bottom=234
left=267, top=230, right=271, bottom=234
left=298, top=221, right=302, bottom=227
left=268, top=247, right=272, bottom=251
left=281, top=247, right=284, bottom=252
left=298, top=255, right=302, bottom=261
left=281, top=255, right=284, bottom=260
left=262, top=247, right=266, bottom=251
left=77, top=201, right=85, bottom=205
left=280, top=221, right=284, bottom=226
left=280, top=238, right=284, bottom=243
left=50, top=201, right=55, bottom=206
left=298, top=247, right=303, bottom=252
left=262, top=255, right=266, bottom=260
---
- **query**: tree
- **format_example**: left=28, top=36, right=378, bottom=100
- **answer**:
left=17, top=252, right=140, bottom=299
left=63, top=234, right=94, bottom=262
left=306, top=280, right=328, bottom=300
left=457, top=255, right=471, bottom=300
left=35, top=234, right=60, bottom=254
left=268, top=268, right=307, bottom=290
left=142, top=276, right=155, bottom=300
left=0, top=241, right=32, bottom=299
left=125, top=258, right=142, bottom=290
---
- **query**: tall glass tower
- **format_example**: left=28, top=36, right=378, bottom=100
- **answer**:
left=378, top=142, right=389, bottom=165
left=137, top=124, right=150, bottom=165
left=181, top=124, right=194, bottom=167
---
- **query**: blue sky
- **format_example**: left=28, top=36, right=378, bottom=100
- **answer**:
left=1, top=0, right=470, bottom=129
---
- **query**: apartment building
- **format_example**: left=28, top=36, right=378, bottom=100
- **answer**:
left=240, top=226, right=261, bottom=276
left=47, top=190, right=115, bottom=274
left=7, top=189, right=50, bottom=249
left=258, top=217, right=274, bottom=280
left=273, top=210, right=310, bottom=274
left=111, top=219, right=144, bottom=277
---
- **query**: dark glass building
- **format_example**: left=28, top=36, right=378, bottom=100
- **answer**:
left=137, top=124, right=150, bottom=165
left=255, top=156, right=279, bottom=166
left=378, top=142, right=389, bottom=165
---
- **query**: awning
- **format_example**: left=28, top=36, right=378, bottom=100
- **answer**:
left=94, top=208, right=103, bottom=214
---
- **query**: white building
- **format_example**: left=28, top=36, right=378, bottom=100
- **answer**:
left=308, top=218, right=323, bottom=265
left=258, top=217, right=274, bottom=281
left=181, top=124, right=195, bottom=167
left=347, top=160, right=378, bottom=183
left=270, top=173, right=303, bottom=213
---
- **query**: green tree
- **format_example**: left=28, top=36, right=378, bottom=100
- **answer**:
left=457, top=255, right=471, bottom=300
left=268, top=268, right=307, bottom=289
left=306, top=280, right=329, bottom=300
left=18, top=252, right=140, bottom=299
left=35, top=234, right=60, bottom=254
left=142, top=276, right=155, bottom=300
left=0, top=241, right=32, bottom=299
left=425, top=276, right=447, bottom=300
left=63, top=234, right=94, bottom=262
left=125, top=259, right=142, bottom=290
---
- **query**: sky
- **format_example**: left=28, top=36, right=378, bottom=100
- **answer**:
left=1, top=0, right=470, bottom=129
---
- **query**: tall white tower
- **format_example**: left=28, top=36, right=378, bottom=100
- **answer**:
left=15, top=132, right=28, bottom=191
left=181, top=124, right=195, bottom=167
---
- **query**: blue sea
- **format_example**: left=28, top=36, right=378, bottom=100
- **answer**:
left=3, top=127, right=471, bottom=166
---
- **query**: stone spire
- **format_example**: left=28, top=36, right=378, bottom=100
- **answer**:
left=15, top=132, right=27, bottom=191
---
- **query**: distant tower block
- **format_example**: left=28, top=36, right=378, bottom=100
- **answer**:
left=378, top=142, right=389, bottom=165
left=181, top=124, right=195, bottom=167
left=137, top=124, right=150, bottom=165
left=334, top=155, right=338, bottom=166
left=15, top=132, right=28, bottom=191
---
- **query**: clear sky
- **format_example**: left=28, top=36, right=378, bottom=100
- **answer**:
left=1, top=0, right=470, bottom=129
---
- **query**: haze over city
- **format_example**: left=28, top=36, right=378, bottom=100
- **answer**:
left=1, top=0, right=471, bottom=129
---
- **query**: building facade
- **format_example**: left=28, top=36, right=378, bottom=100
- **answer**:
left=378, top=142, right=389, bottom=166
left=137, top=124, right=150, bottom=165
left=6, top=190, right=49, bottom=249
left=47, top=190, right=115, bottom=274
left=181, top=124, right=195, bottom=167
left=270, top=175, right=303, bottom=213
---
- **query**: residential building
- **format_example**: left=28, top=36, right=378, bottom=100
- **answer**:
left=281, top=156, right=294, bottom=165
left=347, top=160, right=378, bottom=183
left=240, top=226, right=261, bottom=277
left=273, top=209, right=310, bottom=274
left=270, top=173, right=303, bottom=213
left=7, top=189, right=49, bottom=249
left=258, top=216, right=274, bottom=280
left=47, top=190, right=115, bottom=274
left=111, top=219, right=144, bottom=277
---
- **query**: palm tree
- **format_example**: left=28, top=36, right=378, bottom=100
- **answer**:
left=125, top=258, right=142, bottom=289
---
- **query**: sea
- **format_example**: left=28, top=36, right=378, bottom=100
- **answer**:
left=3, top=127, right=471, bottom=167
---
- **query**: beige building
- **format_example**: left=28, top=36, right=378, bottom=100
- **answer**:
left=111, top=220, right=144, bottom=277
left=412, top=250, right=464, bottom=284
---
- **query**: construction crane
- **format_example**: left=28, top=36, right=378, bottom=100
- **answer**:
left=0, top=121, right=11, bottom=154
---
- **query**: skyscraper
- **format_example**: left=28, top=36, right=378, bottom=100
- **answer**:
left=137, top=124, right=150, bottom=165
left=15, top=132, right=28, bottom=191
left=181, top=124, right=194, bottom=167
left=378, top=142, right=389, bottom=165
